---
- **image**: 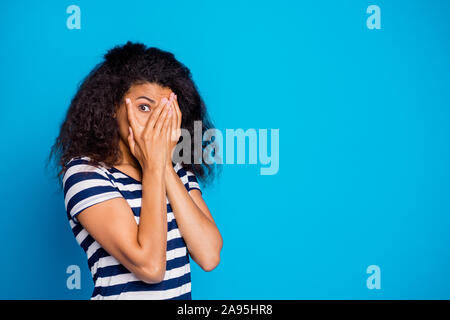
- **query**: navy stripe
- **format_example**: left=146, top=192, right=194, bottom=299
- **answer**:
left=116, top=189, right=142, bottom=200
left=79, top=234, right=95, bottom=252
left=167, top=236, right=186, bottom=251
left=190, top=186, right=201, bottom=193
left=93, top=263, right=130, bottom=282
left=176, top=166, right=187, bottom=177
left=168, top=219, right=179, bottom=231
left=131, top=207, right=141, bottom=216
left=87, top=247, right=109, bottom=269
left=71, top=222, right=83, bottom=237
left=166, top=255, right=190, bottom=271
left=108, top=167, right=142, bottom=184
left=112, top=178, right=136, bottom=186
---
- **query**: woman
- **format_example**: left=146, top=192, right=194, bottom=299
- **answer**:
left=50, top=41, right=223, bottom=300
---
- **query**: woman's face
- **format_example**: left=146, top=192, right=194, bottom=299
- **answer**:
left=116, top=82, right=173, bottom=147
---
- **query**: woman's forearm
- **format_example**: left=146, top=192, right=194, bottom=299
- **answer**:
left=165, top=166, right=222, bottom=271
left=137, top=169, right=168, bottom=277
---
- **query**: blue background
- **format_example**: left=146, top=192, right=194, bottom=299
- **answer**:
left=1, top=0, right=449, bottom=299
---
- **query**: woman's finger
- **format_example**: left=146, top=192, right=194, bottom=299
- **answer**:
left=153, top=93, right=173, bottom=134
left=125, top=98, right=139, bottom=134
left=166, top=108, right=173, bottom=144
left=162, top=105, right=173, bottom=139
left=143, top=96, right=169, bottom=137
left=154, top=97, right=172, bottom=136
left=169, top=95, right=178, bottom=142
left=127, top=126, right=136, bottom=155
left=171, top=94, right=182, bottom=142
left=173, top=94, right=182, bottom=130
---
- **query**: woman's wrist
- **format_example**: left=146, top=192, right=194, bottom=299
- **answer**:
left=164, top=163, right=178, bottom=183
left=165, top=162, right=176, bottom=174
left=141, top=162, right=165, bottom=179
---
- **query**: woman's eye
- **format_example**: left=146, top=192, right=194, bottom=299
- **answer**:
left=138, top=104, right=151, bottom=112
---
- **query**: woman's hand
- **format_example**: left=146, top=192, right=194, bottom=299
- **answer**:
left=126, top=94, right=174, bottom=173
left=167, top=93, right=182, bottom=168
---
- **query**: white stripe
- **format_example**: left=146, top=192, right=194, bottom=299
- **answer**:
left=94, top=263, right=190, bottom=288
left=110, top=172, right=131, bottom=180
left=150, top=264, right=190, bottom=285
left=126, top=198, right=141, bottom=208
left=174, top=163, right=193, bottom=187
left=95, top=272, right=139, bottom=287
left=189, top=183, right=200, bottom=190
left=164, top=263, right=190, bottom=281
left=186, top=170, right=200, bottom=190
left=91, top=256, right=119, bottom=275
left=167, top=228, right=181, bottom=241
left=75, top=228, right=89, bottom=245
left=65, top=179, right=115, bottom=209
left=114, top=181, right=142, bottom=192
left=86, top=242, right=101, bottom=260
left=167, top=247, right=186, bottom=260
left=91, top=282, right=191, bottom=300
left=173, top=162, right=182, bottom=172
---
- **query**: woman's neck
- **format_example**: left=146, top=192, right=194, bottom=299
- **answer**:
left=115, top=139, right=143, bottom=181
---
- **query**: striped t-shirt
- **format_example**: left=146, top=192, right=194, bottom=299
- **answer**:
left=62, top=156, right=201, bottom=300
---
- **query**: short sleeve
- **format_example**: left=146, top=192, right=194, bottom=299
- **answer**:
left=62, top=158, right=123, bottom=223
left=174, top=163, right=202, bottom=194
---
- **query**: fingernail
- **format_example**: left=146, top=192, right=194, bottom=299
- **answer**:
left=126, top=98, right=130, bottom=104
left=161, top=97, right=168, bottom=104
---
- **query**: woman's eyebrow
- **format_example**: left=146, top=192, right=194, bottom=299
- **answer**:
left=136, top=96, right=156, bottom=103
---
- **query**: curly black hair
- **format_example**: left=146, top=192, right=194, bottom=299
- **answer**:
left=50, top=41, right=215, bottom=183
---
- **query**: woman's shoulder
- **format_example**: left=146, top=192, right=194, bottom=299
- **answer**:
left=62, top=156, right=123, bottom=223
left=64, top=156, right=109, bottom=173
left=65, top=155, right=93, bottom=167
left=62, top=156, right=113, bottom=188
